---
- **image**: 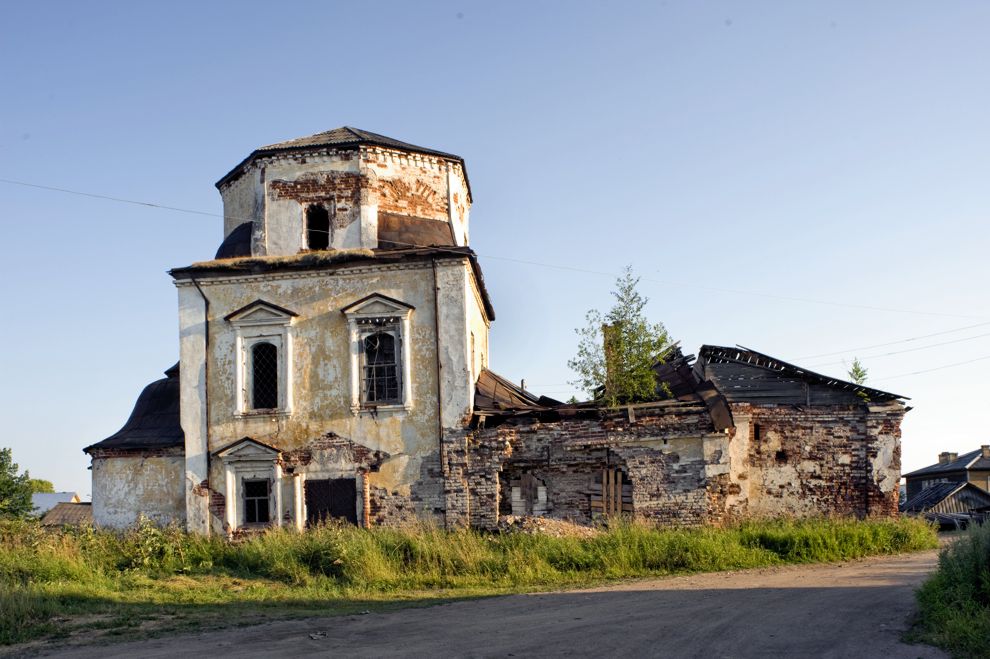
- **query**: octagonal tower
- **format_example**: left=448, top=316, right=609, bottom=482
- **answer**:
left=215, top=127, right=471, bottom=257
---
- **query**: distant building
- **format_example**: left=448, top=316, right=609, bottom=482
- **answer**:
left=40, top=502, right=93, bottom=527
left=903, top=446, right=990, bottom=501
left=31, top=492, right=80, bottom=516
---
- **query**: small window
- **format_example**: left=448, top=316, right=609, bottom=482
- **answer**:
left=363, top=331, right=400, bottom=403
left=243, top=479, right=270, bottom=524
left=252, top=342, right=279, bottom=409
left=306, top=205, right=331, bottom=250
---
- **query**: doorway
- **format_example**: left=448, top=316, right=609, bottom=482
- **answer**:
left=305, top=477, right=358, bottom=526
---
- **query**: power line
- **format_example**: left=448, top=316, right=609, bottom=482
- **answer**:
left=871, top=354, right=990, bottom=381
left=2, top=176, right=985, bottom=321
left=797, top=320, right=990, bottom=359
left=806, top=331, right=990, bottom=369
left=0, top=177, right=218, bottom=217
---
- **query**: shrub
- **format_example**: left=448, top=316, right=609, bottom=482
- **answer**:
left=914, top=522, right=990, bottom=658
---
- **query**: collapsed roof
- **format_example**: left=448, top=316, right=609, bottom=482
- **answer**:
left=473, top=344, right=907, bottom=429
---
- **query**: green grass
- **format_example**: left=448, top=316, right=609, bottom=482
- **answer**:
left=0, top=516, right=936, bottom=647
left=912, top=522, right=990, bottom=658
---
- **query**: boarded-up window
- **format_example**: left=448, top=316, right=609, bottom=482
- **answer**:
left=305, top=478, right=358, bottom=526
left=591, top=468, right=632, bottom=517
left=509, top=473, right=548, bottom=516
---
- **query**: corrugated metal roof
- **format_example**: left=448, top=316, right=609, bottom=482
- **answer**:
left=900, top=481, right=990, bottom=513
left=84, top=364, right=183, bottom=453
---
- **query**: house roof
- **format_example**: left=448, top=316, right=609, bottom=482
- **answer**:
left=41, top=502, right=93, bottom=527
left=216, top=127, right=471, bottom=198
left=84, top=364, right=184, bottom=453
left=31, top=492, right=79, bottom=515
left=903, top=448, right=990, bottom=478
left=697, top=345, right=907, bottom=403
left=900, top=481, right=990, bottom=513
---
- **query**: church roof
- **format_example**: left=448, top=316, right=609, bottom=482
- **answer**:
left=215, top=221, right=253, bottom=259
left=216, top=126, right=469, bottom=193
left=84, top=364, right=184, bottom=453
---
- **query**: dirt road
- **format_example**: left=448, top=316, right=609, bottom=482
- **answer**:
left=41, top=550, right=945, bottom=658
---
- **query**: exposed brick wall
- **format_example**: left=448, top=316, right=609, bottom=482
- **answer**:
left=442, top=403, right=725, bottom=529
left=731, top=403, right=904, bottom=519
left=269, top=171, right=362, bottom=232
left=433, top=401, right=904, bottom=530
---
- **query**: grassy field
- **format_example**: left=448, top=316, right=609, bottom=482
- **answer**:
left=0, top=516, right=937, bottom=648
left=911, top=522, right=990, bottom=658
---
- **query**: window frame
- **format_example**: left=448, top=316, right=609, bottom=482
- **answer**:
left=226, top=301, right=296, bottom=417
left=342, top=294, right=414, bottom=415
left=242, top=478, right=272, bottom=525
left=305, top=202, right=332, bottom=251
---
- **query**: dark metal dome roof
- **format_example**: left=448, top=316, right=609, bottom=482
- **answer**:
left=84, top=363, right=183, bottom=453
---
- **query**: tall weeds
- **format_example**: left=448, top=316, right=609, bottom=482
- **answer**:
left=914, top=523, right=990, bottom=658
left=0, top=516, right=936, bottom=646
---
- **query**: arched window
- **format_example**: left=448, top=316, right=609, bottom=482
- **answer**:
left=251, top=342, right=279, bottom=409
left=306, top=204, right=331, bottom=250
left=363, top=331, right=400, bottom=403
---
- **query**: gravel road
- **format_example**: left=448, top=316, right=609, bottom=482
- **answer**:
left=39, top=550, right=946, bottom=658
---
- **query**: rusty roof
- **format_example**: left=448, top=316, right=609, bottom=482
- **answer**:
left=41, top=502, right=93, bottom=527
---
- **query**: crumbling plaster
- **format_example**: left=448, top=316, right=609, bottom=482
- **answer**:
left=90, top=449, right=185, bottom=528
left=176, top=257, right=489, bottom=534
left=218, top=147, right=470, bottom=256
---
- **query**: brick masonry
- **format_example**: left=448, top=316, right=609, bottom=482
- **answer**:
left=433, top=400, right=904, bottom=530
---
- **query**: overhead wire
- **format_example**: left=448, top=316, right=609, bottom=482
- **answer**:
left=1, top=175, right=985, bottom=321
left=805, top=331, right=990, bottom=369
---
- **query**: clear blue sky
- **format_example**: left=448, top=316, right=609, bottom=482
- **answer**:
left=2, top=1, right=988, bottom=498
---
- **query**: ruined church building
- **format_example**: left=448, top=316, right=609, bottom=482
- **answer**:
left=84, top=128, right=906, bottom=534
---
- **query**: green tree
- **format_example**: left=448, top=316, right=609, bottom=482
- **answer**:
left=29, top=479, right=54, bottom=494
left=848, top=357, right=870, bottom=402
left=0, top=448, right=34, bottom=519
left=568, top=266, right=672, bottom=406
left=848, top=357, right=869, bottom=385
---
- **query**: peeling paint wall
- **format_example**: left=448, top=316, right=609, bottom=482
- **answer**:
left=90, top=449, right=185, bottom=528
left=177, top=256, right=489, bottom=533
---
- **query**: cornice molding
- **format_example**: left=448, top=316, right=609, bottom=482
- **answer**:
left=173, top=257, right=472, bottom=288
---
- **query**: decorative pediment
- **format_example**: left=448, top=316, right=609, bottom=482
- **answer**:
left=213, top=437, right=281, bottom=461
left=341, top=293, right=414, bottom=318
left=225, top=300, right=298, bottom=326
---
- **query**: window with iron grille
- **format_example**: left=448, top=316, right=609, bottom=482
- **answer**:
left=243, top=479, right=270, bottom=524
left=251, top=341, right=279, bottom=409
left=363, top=330, right=400, bottom=403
